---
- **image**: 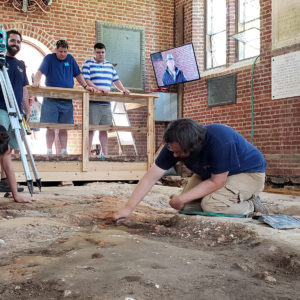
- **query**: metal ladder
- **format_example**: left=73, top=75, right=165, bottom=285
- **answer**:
left=111, top=102, right=138, bottom=156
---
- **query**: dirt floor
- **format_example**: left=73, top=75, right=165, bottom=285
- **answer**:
left=0, top=181, right=299, bottom=300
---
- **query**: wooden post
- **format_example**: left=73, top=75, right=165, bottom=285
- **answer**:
left=147, top=96, right=155, bottom=169
left=82, top=92, right=89, bottom=171
left=175, top=4, right=184, bottom=119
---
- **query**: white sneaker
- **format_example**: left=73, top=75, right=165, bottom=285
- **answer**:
left=61, top=149, right=68, bottom=155
left=47, top=149, right=53, bottom=154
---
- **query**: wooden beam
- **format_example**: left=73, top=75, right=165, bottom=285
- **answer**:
left=155, top=143, right=165, bottom=159
left=125, top=103, right=147, bottom=110
left=82, top=92, right=89, bottom=171
left=28, top=122, right=81, bottom=130
left=177, top=84, right=183, bottom=118
left=14, top=161, right=147, bottom=181
left=27, top=86, right=159, bottom=102
left=89, top=125, right=147, bottom=134
left=26, top=86, right=83, bottom=100
left=28, top=122, right=147, bottom=134
left=147, top=96, right=155, bottom=169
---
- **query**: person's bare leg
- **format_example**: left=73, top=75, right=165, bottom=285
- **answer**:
left=89, top=130, right=94, bottom=154
left=1, top=163, right=5, bottom=179
left=54, top=130, right=60, bottom=154
left=46, top=128, right=55, bottom=153
left=58, top=129, right=68, bottom=152
left=99, top=131, right=108, bottom=155
left=1, top=151, right=19, bottom=180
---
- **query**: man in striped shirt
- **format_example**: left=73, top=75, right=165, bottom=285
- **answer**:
left=82, top=43, right=130, bottom=156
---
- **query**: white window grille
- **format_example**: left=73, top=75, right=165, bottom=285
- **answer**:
left=206, top=0, right=227, bottom=69
left=233, top=0, right=260, bottom=60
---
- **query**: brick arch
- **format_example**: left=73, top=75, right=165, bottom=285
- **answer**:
left=3, top=22, right=56, bottom=51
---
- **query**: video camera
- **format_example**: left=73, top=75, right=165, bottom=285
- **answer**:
left=0, top=25, right=7, bottom=69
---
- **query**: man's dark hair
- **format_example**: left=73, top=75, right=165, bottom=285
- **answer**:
left=94, top=43, right=106, bottom=50
left=0, top=130, right=10, bottom=155
left=56, top=40, right=69, bottom=49
left=164, top=118, right=207, bottom=153
left=6, top=29, right=22, bottom=42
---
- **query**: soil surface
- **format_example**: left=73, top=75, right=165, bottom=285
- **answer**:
left=0, top=182, right=299, bottom=300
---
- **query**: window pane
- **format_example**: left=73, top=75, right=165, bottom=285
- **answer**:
left=211, top=0, right=226, bottom=33
left=237, top=0, right=260, bottom=60
left=244, top=37, right=260, bottom=58
left=211, top=32, right=226, bottom=67
left=206, top=0, right=226, bottom=68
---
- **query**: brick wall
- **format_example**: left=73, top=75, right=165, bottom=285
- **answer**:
left=1, top=0, right=299, bottom=181
left=0, top=0, right=174, bottom=155
left=175, top=0, right=300, bottom=183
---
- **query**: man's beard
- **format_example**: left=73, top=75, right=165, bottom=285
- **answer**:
left=7, top=45, right=20, bottom=56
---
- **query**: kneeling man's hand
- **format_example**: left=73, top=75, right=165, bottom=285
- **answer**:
left=169, top=194, right=184, bottom=210
left=113, top=206, right=132, bottom=222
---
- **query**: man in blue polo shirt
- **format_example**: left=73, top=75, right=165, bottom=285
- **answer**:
left=33, top=40, right=96, bottom=154
left=0, top=29, right=30, bottom=191
left=82, top=43, right=130, bottom=156
left=114, top=118, right=268, bottom=221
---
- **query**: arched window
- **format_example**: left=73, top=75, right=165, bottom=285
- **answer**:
left=16, top=37, right=51, bottom=154
left=16, top=36, right=51, bottom=84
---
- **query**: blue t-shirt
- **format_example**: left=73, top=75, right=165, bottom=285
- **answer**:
left=0, top=56, right=29, bottom=112
left=155, top=124, right=266, bottom=179
left=39, top=53, right=81, bottom=88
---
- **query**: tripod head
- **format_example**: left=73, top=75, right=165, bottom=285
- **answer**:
left=0, top=25, right=7, bottom=69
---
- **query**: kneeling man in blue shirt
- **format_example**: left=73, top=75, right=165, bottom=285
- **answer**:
left=114, top=118, right=268, bottom=221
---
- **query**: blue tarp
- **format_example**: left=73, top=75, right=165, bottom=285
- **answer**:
left=258, top=214, right=300, bottom=229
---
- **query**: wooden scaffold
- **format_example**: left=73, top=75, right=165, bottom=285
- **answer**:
left=13, top=86, right=159, bottom=182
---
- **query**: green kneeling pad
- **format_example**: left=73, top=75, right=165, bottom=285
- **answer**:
left=179, top=210, right=246, bottom=218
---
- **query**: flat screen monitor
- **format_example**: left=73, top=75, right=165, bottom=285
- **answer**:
left=150, top=43, right=200, bottom=88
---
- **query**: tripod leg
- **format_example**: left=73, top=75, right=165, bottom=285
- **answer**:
left=0, top=68, right=41, bottom=194
left=22, top=131, right=42, bottom=191
left=26, top=179, right=34, bottom=195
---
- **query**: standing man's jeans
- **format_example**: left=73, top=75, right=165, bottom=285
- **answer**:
left=182, top=172, right=265, bottom=215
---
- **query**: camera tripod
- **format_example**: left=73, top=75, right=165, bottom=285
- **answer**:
left=0, top=61, right=41, bottom=195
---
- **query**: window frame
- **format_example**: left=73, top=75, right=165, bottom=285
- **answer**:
left=235, top=0, right=260, bottom=61
left=205, top=0, right=227, bottom=70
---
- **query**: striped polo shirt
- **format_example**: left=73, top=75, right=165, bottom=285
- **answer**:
left=82, top=59, right=119, bottom=104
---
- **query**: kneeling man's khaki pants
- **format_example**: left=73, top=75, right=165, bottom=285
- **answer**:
left=182, top=173, right=265, bottom=215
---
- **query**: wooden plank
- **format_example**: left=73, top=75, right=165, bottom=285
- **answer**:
left=147, top=96, right=155, bottom=169
left=16, top=170, right=146, bottom=181
left=155, top=143, right=164, bottom=159
left=27, top=86, right=83, bottom=99
left=89, top=125, right=147, bottom=134
left=89, top=95, right=148, bottom=104
left=82, top=92, right=89, bottom=171
left=28, top=122, right=147, bottom=134
left=28, top=122, right=81, bottom=130
left=177, top=84, right=183, bottom=118
left=13, top=161, right=81, bottom=172
left=14, top=161, right=147, bottom=181
left=27, top=86, right=159, bottom=101
left=13, top=160, right=146, bottom=172
left=125, top=103, right=147, bottom=110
